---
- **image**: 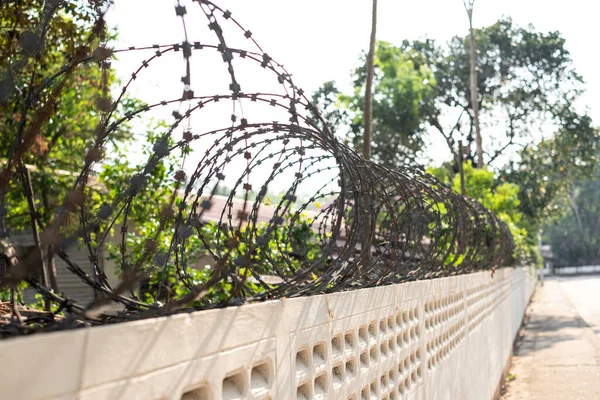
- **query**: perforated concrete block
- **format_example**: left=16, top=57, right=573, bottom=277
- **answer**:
left=2, top=267, right=535, bottom=400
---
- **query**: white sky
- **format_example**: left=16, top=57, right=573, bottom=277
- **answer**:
left=104, top=0, right=600, bottom=190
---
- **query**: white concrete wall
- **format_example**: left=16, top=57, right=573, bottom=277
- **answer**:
left=0, top=267, right=535, bottom=400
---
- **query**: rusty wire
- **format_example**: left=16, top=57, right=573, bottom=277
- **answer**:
left=0, top=0, right=514, bottom=336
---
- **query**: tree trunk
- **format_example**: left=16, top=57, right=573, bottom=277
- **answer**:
left=19, top=165, right=51, bottom=311
left=466, top=3, right=483, bottom=168
left=47, top=244, right=59, bottom=293
left=361, top=0, right=377, bottom=271
left=362, top=0, right=377, bottom=160
left=40, top=175, right=59, bottom=293
left=568, top=186, right=587, bottom=249
left=457, top=140, right=466, bottom=196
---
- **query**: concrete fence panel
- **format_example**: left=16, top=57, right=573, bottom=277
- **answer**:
left=0, top=267, right=535, bottom=400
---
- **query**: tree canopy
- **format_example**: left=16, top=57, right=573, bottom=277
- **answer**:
left=543, top=172, right=600, bottom=267
left=0, top=0, right=138, bottom=230
left=315, top=18, right=593, bottom=170
left=313, top=17, right=600, bottom=263
left=0, top=0, right=141, bottom=297
left=312, top=41, right=436, bottom=167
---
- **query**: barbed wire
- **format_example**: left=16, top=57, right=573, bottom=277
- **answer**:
left=0, top=0, right=514, bottom=336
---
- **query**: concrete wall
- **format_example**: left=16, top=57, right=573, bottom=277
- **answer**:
left=0, top=267, right=535, bottom=400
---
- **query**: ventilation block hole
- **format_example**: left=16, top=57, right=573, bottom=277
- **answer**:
left=359, top=325, right=369, bottom=344
left=380, top=373, right=388, bottom=389
left=370, top=345, right=378, bottom=362
left=313, top=342, right=327, bottom=365
left=361, top=386, right=369, bottom=400
left=370, top=380, right=378, bottom=398
left=368, top=321, right=377, bottom=338
left=402, top=311, right=409, bottom=325
left=332, top=334, right=343, bottom=357
left=380, top=341, right=388, bottom=357
left=380, top=319, right=387, bottom=334
left=222, top=371, right=246, bottom=400
left=398, top=381, right=405, bottom=395
left=180, top=385, right=209, bottom=400
left=388, top=316, right=394, bottom=331
left=314, top=373, right=328, bottom=397
left=251, top=361, right=271, bottom=394
left=345, top=331, right=355, bottom=349
left=360, top=350, right=369, bottom=369
left=296, top=347, right=310, bottom=374
left=389, top=367, right=397, bottom=381
left=332, top=363, right=344, bottom=388
left=297, top=382, right=311, bottom=400
left=346, top=358, right=356, bottom=378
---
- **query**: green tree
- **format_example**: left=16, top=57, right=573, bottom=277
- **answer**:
left=314, top=18, right=599, bottom=246
left=315, top=19, right=591, bottom=172
left=543, top=172, right=600, bottom=266
left=0, top=0, right=139, bottom=295
left=404, top=18, right=587, bottom=166
left=313, top=41, right=436, bottom=168
left=428, top=162, right=535, bottom=264
left=500, top=119, right=599, bottom=225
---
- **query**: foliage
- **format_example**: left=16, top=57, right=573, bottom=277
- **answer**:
left=137, top=214, right=324, bottom=305
left=98, top=131, right=324, bottom=305
left=543, top=172, right=600, bottom=266
left=0, top=0, right=139, bottom=303
left=313, top=17, right=599, bottom=266
left=428, top=162, right=538, bottom=265
left=1, top=0, right=139, bottom=230
left=500, top=120, right=599, bottom=224
left=404, top=18, right=587, bottom=165
left=312, top=41, right=436, bottom=167
left=314, top=18, right=593, bottom=172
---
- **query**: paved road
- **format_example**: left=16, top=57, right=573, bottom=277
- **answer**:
left=559, top=275, right=600, bottom=340
left=502, top=276, right=600, bottom=400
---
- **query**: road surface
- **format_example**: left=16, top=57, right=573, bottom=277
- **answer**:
left=502, top=275, right=600, bottom=400
left=559, top=275, right=600, bottom=340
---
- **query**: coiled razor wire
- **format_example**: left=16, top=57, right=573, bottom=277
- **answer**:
left=0, top=0, right=514, bottom=336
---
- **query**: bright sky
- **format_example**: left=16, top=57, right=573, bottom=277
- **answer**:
left=104, top=0, right=600, bottom=193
